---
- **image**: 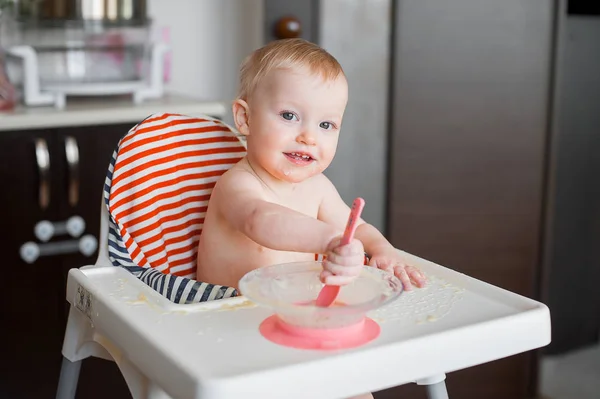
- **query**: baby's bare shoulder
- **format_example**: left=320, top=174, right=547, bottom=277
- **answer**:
left=217, top=166, right=260, bottom=189
left=215, top=164, right=264, bottom=193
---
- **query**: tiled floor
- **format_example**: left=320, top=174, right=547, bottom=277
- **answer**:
left=539, top=344, right=600, bottom=399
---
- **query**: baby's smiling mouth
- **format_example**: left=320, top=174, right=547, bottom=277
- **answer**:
left=283, top=151, right=316, bottom=164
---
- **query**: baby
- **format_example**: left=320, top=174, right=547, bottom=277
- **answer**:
left=197, top=38, right=425, bottom=295
left=196, top=37, right=426, bottom=399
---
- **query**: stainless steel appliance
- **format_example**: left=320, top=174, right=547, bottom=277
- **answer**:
left=0, top=0, right=167, bottom=108
left=14, top=0, right=148, bottom=25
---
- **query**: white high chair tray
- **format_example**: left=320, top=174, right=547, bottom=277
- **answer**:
left=67, top=251, right=550, bottom=399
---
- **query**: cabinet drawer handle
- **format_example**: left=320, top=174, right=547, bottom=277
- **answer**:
left=65, top=136, right=80, bottom=207
left=19, top=234, right=98, bottom=264
left=35, top=138, right=50, bottom=210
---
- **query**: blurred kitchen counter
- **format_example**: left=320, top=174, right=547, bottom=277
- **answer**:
left=0, top=95, right=228, bottom=132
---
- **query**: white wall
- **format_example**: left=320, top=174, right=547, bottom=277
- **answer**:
left=319, top=0, right=390, bottom=231
left=147, top=0, right=264, bottom=122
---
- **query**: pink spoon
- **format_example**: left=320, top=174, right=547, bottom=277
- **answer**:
left=315, top=197, right=366, bottom=307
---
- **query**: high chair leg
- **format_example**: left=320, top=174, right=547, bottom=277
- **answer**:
left=56, top=357, right=82, bottom=399
left=416, top=374, right=449, bottom=399
left=425, top=381, right=449, bottom=399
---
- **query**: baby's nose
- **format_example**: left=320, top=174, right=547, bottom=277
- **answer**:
left=297, top=129, right=317, bottom=145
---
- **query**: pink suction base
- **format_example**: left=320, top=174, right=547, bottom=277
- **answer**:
left=259, top=315, right=380, bottom=350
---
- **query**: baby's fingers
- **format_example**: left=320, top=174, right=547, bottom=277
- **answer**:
left=320, top=270, right=333, bottom=283
left=393, top=266, right=414, bottom=291
left=323, top=259, right=362, bottom=277
left=326, top=252, right=364, bottom=267
left=406, top=265, right=427, bottom=288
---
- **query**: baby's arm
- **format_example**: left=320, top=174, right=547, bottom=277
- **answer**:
left=216, top=170, right=339, bottom=254
left=316, top=177, right=387, bottom=254
left=317, top=176, right=426, bottom=290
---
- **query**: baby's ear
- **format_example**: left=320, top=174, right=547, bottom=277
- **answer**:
left=232, top=99, right=250, bottom=136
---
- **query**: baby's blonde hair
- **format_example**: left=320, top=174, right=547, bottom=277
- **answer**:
left=237, top=38, right=345, bottom=101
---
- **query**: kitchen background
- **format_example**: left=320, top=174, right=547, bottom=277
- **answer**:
left=0, top=0, right=598, bottom=398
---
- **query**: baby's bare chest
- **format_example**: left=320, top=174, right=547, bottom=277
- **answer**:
left=270, top=190, right=321, bottom=218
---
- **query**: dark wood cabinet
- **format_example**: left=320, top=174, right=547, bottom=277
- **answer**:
left=543, top=10, right=600, bottom=355
left=0, top=129, right=66, bottom=399
left=56, top=124, right=136, bottom=399
left=383, top=1, right=553, bottom=398
left=0, top=124, right=133, bottom=399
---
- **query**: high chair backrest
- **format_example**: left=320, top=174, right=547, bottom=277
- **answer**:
left=103, top=113, right=246, bottom=280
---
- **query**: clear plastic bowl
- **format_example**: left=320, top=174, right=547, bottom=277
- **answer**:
left=239, top=261, right=403, bottom=329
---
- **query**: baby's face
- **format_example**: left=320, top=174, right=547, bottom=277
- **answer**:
left=246, top=66, right=348, bottom=183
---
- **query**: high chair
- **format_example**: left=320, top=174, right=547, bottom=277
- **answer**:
left=57, top=113, right=246, bottom=398
left=56, top=114, right=551, bottom=399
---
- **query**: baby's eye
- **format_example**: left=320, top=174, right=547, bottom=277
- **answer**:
left=281, top=112, right=298, bottom=121
left=319, top=121, right=335, bottom=130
